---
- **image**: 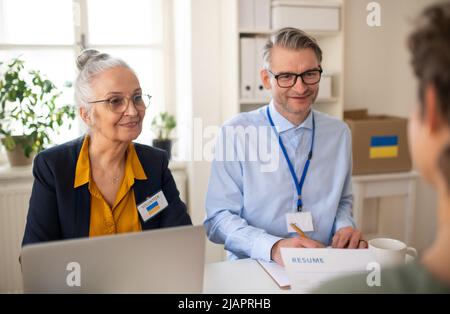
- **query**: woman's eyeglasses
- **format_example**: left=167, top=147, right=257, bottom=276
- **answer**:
left=88, top=94, right=151, bottom=113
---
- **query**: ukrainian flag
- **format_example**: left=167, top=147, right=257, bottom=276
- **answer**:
left=370, top=136, right=399, bottom=159
left=146, top=201, right=161, bottom=216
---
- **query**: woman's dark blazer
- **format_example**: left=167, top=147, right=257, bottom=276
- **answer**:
left=22, top=136, right=192, bottom=246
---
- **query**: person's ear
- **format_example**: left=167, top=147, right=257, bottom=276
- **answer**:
left=424, top=84, right=443, bottom=134
left=261, top=69, right=272, bottom=90
left=79, top=106, right=92, bottom=126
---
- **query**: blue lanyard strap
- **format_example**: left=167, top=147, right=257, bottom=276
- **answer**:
left=266, top=106, right=315, bottom=211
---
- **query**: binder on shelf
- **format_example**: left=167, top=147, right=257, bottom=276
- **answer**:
left=254, top=36, right=270, bottom=100
left=238, top=0, right=255, bottom=29
left=240, top=37, right=256, bottom=99
left=254, top=0, right=271, bottom=30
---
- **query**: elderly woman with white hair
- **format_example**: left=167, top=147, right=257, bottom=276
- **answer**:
left=22, top=49, right=191, bottom=245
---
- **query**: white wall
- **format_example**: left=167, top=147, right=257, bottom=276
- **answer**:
left=186, top=0, right=225, bottom=263
left=173, top=0, right=192, bottom=162
left=344, top=0, right=440, bottom=251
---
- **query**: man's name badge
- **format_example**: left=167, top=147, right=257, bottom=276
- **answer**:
left=286, top=211, right=314, bottom=233
left=137, top=190, right=168, bottom=222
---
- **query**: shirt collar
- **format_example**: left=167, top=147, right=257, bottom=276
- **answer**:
left=74, top=136, right=147, bottom=189
left=268, top=100, right=313, bottom=133
left=127, top=143, right=147, bottom=181
left=74, top=136, right=90, bottom=188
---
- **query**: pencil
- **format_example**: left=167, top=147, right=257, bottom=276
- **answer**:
left=290, top=223, right=308, bottom=239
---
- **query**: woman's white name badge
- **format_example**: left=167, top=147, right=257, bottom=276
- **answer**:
left=286, top=212, right=314, bottom=233
left=137, top=190, right=168, bottom=222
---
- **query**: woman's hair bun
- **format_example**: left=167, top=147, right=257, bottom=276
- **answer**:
left=76, top=49, right=102, bottom=71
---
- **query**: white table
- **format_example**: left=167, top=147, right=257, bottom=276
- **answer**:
left=352, top=171, right=420, bottom=244
left=203, top=259, right=291, bottom=294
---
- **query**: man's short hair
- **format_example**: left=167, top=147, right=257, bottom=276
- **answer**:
left=262, top=27, right=323, bottom=69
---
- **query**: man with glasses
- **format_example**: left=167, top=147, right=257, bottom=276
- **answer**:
left=205, top=28, right=366, bottom=266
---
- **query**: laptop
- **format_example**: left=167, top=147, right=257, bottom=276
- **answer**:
left=21, top=225, right=205, bottom=293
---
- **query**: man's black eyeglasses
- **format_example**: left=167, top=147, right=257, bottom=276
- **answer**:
left=268, top=68, right=323, bottom=88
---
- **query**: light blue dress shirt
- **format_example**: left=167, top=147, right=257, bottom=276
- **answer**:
left=204, top=102, right=355, bottom=261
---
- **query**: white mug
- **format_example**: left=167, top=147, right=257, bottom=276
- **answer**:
left=368, top=238, right=418, bottom=268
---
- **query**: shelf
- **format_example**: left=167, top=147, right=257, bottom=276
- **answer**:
left=307, top=30, right=341, bottom=38
left=352, top=171, right=420, bottom=183
left=239, top=98, right=271, bottom=105
left=315, top=97, right=339, bottom=104
left=239, top=29, right=272, bottom=36
left=226, top=0, right=345, bottom=120
left=239, top=29, right=341, bottom=38
left=272, top=0, right=342, bottom=8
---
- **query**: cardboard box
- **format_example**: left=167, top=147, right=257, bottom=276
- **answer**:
left=344, top=109, right=412, bottom=175
left=272, top=1, right=340, bottom=31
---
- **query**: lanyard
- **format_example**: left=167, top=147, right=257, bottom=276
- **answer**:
left=266, top=106, right=315, bottom=211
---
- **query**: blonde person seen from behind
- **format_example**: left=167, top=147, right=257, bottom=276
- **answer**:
left=22, top=50, right=191, bottom=245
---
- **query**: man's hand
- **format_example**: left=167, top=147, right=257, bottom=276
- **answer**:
left=331, top=226, right=367, bottom=249
left=271, top=237, right=325, bottom=266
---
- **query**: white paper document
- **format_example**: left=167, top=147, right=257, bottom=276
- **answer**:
left=281, top=248, right=377, bottom=293
left=257, top=260, right=290, bottom=289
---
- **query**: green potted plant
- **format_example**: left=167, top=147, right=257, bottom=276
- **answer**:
left=151, top=112, right=176, bottom=160
left=0, top=57, right=76, bottom=166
